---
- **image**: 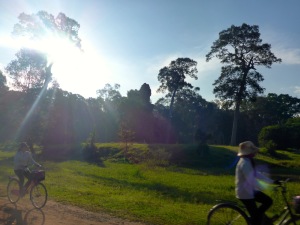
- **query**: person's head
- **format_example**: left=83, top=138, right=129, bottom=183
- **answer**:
left=237, top=141, right=259, bottom=157
left=18, top=142, right=29, bottom=152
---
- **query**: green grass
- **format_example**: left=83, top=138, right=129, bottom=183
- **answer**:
left=45, top=160, right=226, bottom=224
left=1, top=144, right=300, bottom=224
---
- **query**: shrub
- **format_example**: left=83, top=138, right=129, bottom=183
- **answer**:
left=82, top=131, right=98, bottom=162
left=145, top=148, right=171, bottom=167
left=264, top=140, right=277, bottom=156
left=258, top=125, right=281, bottom=148
left=259, top=123, right=300, bottom=151
left=123, top=146, right=149, bottom=164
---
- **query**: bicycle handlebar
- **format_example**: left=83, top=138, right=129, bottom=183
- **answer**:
left=274, top=178, right=291, bottom=193
left=279, top=178, right=290, bottom=185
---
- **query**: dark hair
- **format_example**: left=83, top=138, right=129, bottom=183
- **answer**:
left=19, top=142, right=29, bottom=151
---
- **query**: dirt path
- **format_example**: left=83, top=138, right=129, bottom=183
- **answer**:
left=0, top=196, right=148, bottom=225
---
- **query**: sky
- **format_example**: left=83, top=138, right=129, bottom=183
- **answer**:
left=0, top=0, right=299, bottom=103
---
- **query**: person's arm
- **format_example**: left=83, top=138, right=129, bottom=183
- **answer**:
left=26, top=151, right=41, bottom=167
left=256, top=171, right=274, bottom=184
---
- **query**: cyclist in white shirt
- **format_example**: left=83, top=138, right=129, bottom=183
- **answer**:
left=14, top=142, right=41, bottom=194
left=235, top=141, right=278, bottom=225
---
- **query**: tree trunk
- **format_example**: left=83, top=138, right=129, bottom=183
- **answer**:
left=230, top=66, right=250, bottom=146
left=230, top=101, right=240, bottom=146
left=169, top=89, right=177, bottom=119
left=166, top=89, right=177, bottom=143
left=43, top=63, right=53, bottom=90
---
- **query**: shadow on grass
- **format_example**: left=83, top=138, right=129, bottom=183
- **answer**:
left=178, top=145, right=300, bottom=177
left=259, top=151, right=293, bottom=160
left=76, top=171, right=229, bottom=205
left=170, top=146, right=239, bottom=175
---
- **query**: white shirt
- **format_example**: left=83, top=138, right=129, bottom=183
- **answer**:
left=14, top=150, right=39, bottom=170
left=235, top=157, right=273, bottom=199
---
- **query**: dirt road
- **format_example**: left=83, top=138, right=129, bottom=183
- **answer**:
left=0, top=196, right=148, bottom=225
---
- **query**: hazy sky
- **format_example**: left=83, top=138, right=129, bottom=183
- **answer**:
left=0, top=0, right=299, bottom=102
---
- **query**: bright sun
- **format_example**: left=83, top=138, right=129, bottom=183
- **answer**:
left=38, top=36, right=108, bottom=97
left=10, top=35, right=110, bottom=98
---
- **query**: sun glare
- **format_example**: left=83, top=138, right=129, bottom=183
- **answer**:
left=5, top=33, right=111, bottom=98
left=48, top=38, right=111, bottom=97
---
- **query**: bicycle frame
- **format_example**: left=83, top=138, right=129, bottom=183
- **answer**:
left=274, top=180, right=299, bottom=225
left=24, top=179, right=36, bottom=194
left=207, top=180, right=300, bottom=225
left=8, top=170, right=47, bottom=209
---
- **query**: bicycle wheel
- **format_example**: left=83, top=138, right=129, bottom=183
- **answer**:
left=30, top=182, right=47, bottom=209
left=7, top=178, right=21, bottom=203
left=207, top=203, right=250, bottom=225
left=284, top=216, right=300, bottom=225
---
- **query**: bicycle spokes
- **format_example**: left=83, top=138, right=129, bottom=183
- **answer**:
left=7, top=178, right=21, bottom=203
left=207, top=203, right=250, bottom=225
left=30, top=183, right=47, bottom=209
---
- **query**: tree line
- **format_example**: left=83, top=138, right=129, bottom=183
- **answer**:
left=0, top=11, right=299, bottom=157
left=0, top=75, right=299, bottom=150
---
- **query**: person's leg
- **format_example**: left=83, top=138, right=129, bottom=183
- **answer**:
left=14, top=169, right=25, bottom=188
left=254, top=191, right=273, bottom=224
left=254, top=191, right=273, bottom=213
left=240, top=199, right=260, bottom=225
left=23, top=169, right=32, bottom=190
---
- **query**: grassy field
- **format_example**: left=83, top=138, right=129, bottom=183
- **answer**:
left=0, top=144, right=300, bottom=225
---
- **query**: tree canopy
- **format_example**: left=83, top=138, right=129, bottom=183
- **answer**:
left=13, top=11, right=81, bottom=48
left=6, top=11, right=82, bottom=92
left=1, top=12, right=297, bottom=155
left=6, top=49, right=48, bottom=93
left=157, top=57, right=198, bottom=119
left=206, top=23, right=281, bottom=145
left=0, top=70, right=8, bottom=92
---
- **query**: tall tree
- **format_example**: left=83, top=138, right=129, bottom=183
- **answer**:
left=6, top=49, right=48, bottom=93
left=120, top=84, right=155, bottom=142
left=139, top=83, right=152, bottom=110
left=96, top=84, right=122, bottom=142
left=170, top=87, right=204, bottom=143
left=206, top=23, right=281, bottom=145
left=8, top=10, right=82, bottom=91
left=96, top=83, right=122, bottom=102
left=5, top=11, right=82, bottom=146
left=126, top=83, right=153, bottom=111
left=157, top=57, right=198, bottom=119
left=0, top=70, right=8, bottom=93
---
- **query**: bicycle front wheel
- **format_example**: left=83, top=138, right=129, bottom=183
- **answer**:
left=207, top=203, right=250, bottom=225
left=284, top=216, right=300, bottom=225
left=7, top=178, right=21, bottom=203
left=30, top=182, right=47, bottom=209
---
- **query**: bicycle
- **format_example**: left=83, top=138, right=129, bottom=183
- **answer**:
left=207, top=179, right=300, bottom=225
left=7, top=166, right=48, bottom=209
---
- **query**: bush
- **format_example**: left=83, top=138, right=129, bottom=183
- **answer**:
left=82, top=131, right=98, bottom=161
left=259, top=123, right=300, bottom=151
left=122, top=146, right=149, bottom=164
left=82, top=142, right=98, bottom=161
left=288, top=123, right=300, bottom=148
left=258, top=125, right=281, bottom=148
left=264, top=140, right=277, bottom=156
left=146, top=148, right=171, bottom=167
